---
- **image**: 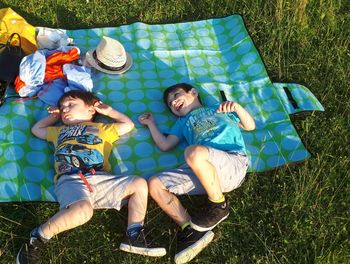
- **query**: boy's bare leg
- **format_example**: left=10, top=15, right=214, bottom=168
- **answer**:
left=119, top=177, right=167, bottom=257
left=148, top=176, right=191, bottom=226
left=184, top=145, right=230, bottom=232
left=184, top=145, right=223, bottom=201
left=121, top=177, right=148, bottom=226
left=40, top=200, right=93, bottom=239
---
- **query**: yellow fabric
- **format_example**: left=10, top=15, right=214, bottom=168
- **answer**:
left=0, top=7, right=37, bottom=54
left=47, top=122, right=119, bottom=181
left=209, top=196, right=225, bottom=203
left=180, top=222, right=190, bottom=230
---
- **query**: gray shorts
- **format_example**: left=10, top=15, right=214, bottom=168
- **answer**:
left=155, top=147, right=249, bottom=195
left=54, top=171, right=136, bottom=210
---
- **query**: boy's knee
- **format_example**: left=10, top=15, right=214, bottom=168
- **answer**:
left=148, top=176, right=165, bottom=198
left=132, top=176, right=148, bottom=193
left=70, top=200, right=94, bottom=224
left=184, top=145, right=207, bottom=164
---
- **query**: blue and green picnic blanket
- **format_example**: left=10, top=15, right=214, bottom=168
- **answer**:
left=0, top=15, right=324, bottom=202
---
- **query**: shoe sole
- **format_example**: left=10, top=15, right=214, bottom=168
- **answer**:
left=174, top=230, right=214, bottom=264
left=190, top=212, right=229, bottom=232
left=119, top=243, right=166, bottom=257
left=16, top=245, right=24, bottom=264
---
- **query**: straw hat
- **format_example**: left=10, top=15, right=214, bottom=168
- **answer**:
left=85, top=36, right=132, bottom=74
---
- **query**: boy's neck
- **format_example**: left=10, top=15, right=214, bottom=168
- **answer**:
left=189, top=104, right=202, bottom=112
left=63, top=120, right=93, bottom=126
left=181, top=102, right=203, bottom=117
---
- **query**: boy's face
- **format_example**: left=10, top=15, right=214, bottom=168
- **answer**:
left=59, top=96, right=95, bottom=125
left=166, top=88, right=200, bottom=117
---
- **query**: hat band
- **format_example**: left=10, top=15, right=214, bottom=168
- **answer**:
left=93, top=51, right=126, bottom=71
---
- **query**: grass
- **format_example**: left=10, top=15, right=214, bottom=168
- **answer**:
left=0, top=0, right=349, bottom=263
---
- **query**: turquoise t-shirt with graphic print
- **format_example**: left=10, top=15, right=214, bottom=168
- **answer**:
left=169, top=105, right=246, bottom=154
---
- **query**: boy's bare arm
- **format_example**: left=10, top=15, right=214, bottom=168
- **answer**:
left=139, top=112, right=180, bottom=151
left=217, top=101, right=256, bottom=131
left=31, top=111, right=60, bottom=140
left=94, top=101, right=134, bottom=136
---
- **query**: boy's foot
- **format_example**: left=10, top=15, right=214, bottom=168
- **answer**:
left=16, top=229, right=47, bottom=264
left=119, top=228, right=166, bottom=257
left=190, top=199, right=230, bottom=231
left=174, top=226, right=214, bottom=264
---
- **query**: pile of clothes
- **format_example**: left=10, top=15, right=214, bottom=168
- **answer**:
left=14, top=45, right=93, bottom=105
left=0, top=7, right=93, bottom=105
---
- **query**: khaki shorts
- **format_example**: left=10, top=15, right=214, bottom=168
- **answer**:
left=155, top=147, right=249, bottom=195
left=54, top=171, right=136, bottom=210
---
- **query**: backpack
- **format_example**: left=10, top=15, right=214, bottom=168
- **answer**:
left=0, top=33, right=25, bottom=83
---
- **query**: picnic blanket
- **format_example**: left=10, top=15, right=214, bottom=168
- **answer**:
left=0, top=15, right=324, bottom=202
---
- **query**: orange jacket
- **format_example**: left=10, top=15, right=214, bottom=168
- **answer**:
left=15, top=47, right=80, bottom=93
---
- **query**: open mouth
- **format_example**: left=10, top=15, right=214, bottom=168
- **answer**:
left=175, top=102, right=184, bottom=111
left=63, top=114, right=71, bottom=120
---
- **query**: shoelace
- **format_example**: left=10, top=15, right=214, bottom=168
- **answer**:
left=134, top=228, right=160, bottom=247
left=197, top=203, right=220, bottom=218
left=178, top=227, right=194, bottom=242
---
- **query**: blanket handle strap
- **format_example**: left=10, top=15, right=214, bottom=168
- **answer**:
left=283, top=86, right=299, bottom=109
left=220, top=90, right=227, bottom=102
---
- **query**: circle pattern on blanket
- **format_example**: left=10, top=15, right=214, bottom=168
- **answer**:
left=0, top=116, right=8, bottom=128
left=45, top=187, right=56, bottom=201
left=1, top=162, right=20, bottom=179
left=0, top=16, right=314, bottom=202
left=0, top=181, right=18, bottom=198
left=4, top=146, right=24, bottom=161
left=158, top=154, right=178, bottom=167
left=23, top=167, right=45, bottom=182
left=109, top=91, right=126, bottom=101
left=7, top=130, right=27, bottom=144
left=12, top=116, right=30, bottom=130
left=135, top=142, right=153, bottom=158
left=137, top=158, right=156, bottom=172
left=20, top=183, right=41, bottom=200
left=114, top=145, right=133, bottom=160
left=26, top=151, right=46, bottom=165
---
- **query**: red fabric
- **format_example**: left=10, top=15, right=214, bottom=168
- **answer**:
left=78, top=170, right=94, bottom=193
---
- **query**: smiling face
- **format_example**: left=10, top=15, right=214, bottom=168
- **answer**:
left=59, top=96, right=96, bottom=125
left=166, top=87, right=202, bottom=117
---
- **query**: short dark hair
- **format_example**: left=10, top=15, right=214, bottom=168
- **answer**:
left=163, top=83, right=195, bottom=107
left=57, top=90, right=100, bottom=108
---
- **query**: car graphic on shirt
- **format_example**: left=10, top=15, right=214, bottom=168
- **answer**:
left=55, top=144, right=103, bottom=170
left=76, top=134, right=102, bottom=145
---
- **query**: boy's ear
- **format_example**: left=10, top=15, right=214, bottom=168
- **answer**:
left=190, top=88, right=198, bottom=96
left=88, top=106, right=96, bottom=114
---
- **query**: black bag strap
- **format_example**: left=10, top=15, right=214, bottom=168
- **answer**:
left=6, top=33, right=22, bottom=48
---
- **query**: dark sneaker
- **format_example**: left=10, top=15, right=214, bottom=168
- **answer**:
left=190, top=200, right=230, bottom=231
left=174, top=226, right=214, bottom=264
left=119, top=228, right=166, bottom=257
left=16, top=229, right=47, bottom=264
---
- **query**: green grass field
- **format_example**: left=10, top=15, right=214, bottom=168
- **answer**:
left=0, top=0, right=349, bottom=263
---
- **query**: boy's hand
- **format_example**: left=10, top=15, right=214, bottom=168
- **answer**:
left=47, top=106, right=60, bottom=118
left=138, top=112, right=155, bottom=126
left=94, top=101, right=113, bottom=116
left=216, top=101, right=239, bottom=113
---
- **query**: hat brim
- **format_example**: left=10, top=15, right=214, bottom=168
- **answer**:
left=85, top=49, right=133, bottom=74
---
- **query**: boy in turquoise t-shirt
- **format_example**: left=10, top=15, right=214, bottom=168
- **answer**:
left=139, top=83, right=255, bottom=264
